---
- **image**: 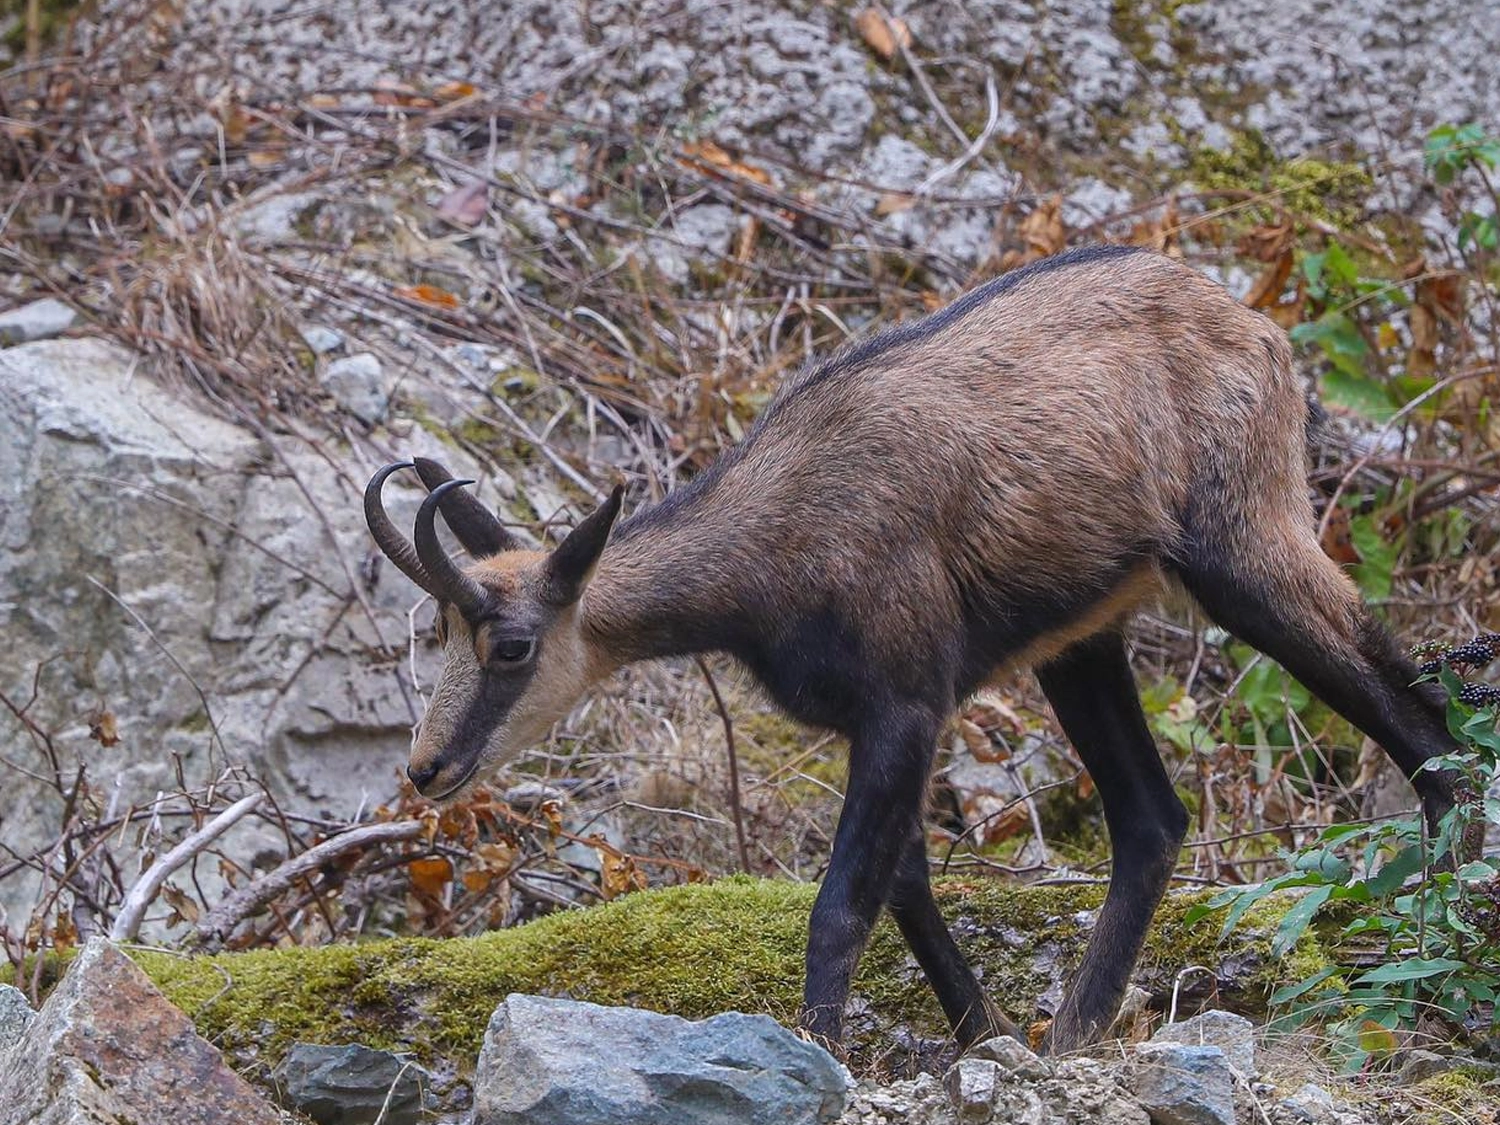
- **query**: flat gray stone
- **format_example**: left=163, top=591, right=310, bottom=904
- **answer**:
left=1130, top=1042, right=1234, bottom=1125
left=473, top=994, right=847, bottom=1125
left=969, top=1035, right=1048, bottom=1079
left=321, top=352, right=390, bottom=424
left=1150, top=1010, right=1256, bottom=1077
left=944, top=1057, right=1001, bottom=1122
left=273, top=1042, right=440, bottom=1125
left=0, top=298, right=78, bottom=345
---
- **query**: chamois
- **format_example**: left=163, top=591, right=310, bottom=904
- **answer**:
left=365, top=245, right=1462, bottom=1053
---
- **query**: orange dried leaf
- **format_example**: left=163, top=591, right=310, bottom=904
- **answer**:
left=1016, top=196, right=1067, bottom=261
left=89, top=710, right=120, bottom=747
left=51, top=911, right=78, bottom=953
left=434, top=81, right=480, bottom=102
left=540, top=799, right=564, bottom=840
left=598, top=848, right=648, bottom=900
left=1243, top=251, right=1294, bottom=310
left=461, top=868, right=496, bottom=894
left=680, top=140, right=772, bottom=185
left=161, top=882, right=200, bottom=925
left=854, top=8, right=912, bottom=61
left=373, top=79, right=435, bottom=109
left=393, top=284, right=460, bottom=309
left=876, top=192, right=915, bottom=217
left=1320, top=505, right=1360, bottom=565
left=408, top=856, right=453, bottom=897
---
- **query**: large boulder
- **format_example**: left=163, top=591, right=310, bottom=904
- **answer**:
left=471, top=993, right=849, bottom=1125
left=0, top=338, right=489, bottom=921
left=0, top=938, right=285, bottom=1125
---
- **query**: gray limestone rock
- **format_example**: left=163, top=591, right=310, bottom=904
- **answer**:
left=471, top=993, right=848, bottom=1125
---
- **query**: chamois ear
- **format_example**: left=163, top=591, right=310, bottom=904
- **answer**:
left=543, top=485, right=623, bottom=606
left=412, top=457, right=515, bottom=557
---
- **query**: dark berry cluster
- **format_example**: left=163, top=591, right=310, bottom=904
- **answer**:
left=1417, top=633, right=1500, bottom=676
left=1458, top=682, right=1500, bottom=708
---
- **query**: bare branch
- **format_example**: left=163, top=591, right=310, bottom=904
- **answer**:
left=109, top=792, right=264, bottom=942
left=196, top=819, right=425, bottom=951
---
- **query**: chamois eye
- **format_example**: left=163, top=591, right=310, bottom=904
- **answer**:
left=490, top=637, right=535, bottom=666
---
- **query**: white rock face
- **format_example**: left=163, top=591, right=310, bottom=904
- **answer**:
left=0, top=339, right=482, bottom=920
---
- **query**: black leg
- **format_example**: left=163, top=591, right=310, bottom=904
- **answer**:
left=1036, top=631, right=1189, bottom=1052
left=1176, top=537, right=1461, bottom=833
left=888, top=833, right=1024, bottom=1047
left=800, top=707, right=940, bottom=1050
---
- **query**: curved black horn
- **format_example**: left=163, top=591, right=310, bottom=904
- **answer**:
left=364, top=462, right=435, bottom=593
left=414, top=479, right=493, bottom=620
left=413, top=456, right=514, bottom=557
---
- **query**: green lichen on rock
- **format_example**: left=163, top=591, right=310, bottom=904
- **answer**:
left=131, top=875, right=1329, bottom=1074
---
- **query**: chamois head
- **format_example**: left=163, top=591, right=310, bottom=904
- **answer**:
left=365, top=459, right=622, bottom=798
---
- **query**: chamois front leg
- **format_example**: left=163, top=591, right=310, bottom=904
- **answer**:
left=800, top=707, right=940, bottom=1052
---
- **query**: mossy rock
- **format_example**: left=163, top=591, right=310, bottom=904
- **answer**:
left=130, top=876, right=1330, bottom=1077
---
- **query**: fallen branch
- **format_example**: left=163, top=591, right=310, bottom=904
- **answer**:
left=195, top=819, right=425, bottom=951
left=109, top=792, right=264, bottom=942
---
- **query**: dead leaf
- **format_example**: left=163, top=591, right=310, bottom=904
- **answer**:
left=1027, top=1019, right=1051, bottom=1051
left=89, top=710, right=120, bottom=747
left=597, top=845, right=648, bottom=900
left=680, top=139, right=772, bottom=186
left=1127, top=197, right=1181, bottom=256
left=876, top=192, right=915, bottom=217
left=1001, top=196, right=1067, bottom=270
left=408, top=856, right=453, bottom=897
left=1076, top=772, right=1096, bottom=802
left=433, top=81, right=479, bottom=103
left=1237, top=221, right=1294, bottom=263
left=247, top=148, right=285, bottom=169
left=373, top=79, right=435, bottom=109
left=1243, top=251, right=1294, bottom=310
left=958, top=718, right=990, bottom=756
left=539, top=799, right=564, bottom=840
left=854, top=8, right=912, bottom=61
left=161, top=882, right=200, bottom=926
left=392, top=284, right=461, bottom=309
left=435, top=180, right=488, bottom=226
left=51, top=911, right=77, bottom=953
left=1319, top=505, right=1360, bottom=564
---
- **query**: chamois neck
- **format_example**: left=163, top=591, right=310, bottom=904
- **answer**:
left=579, top=477, right=760, bottom=666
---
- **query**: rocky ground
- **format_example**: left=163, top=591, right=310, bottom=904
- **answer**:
left=4, top=932, right=1495, bottom=1125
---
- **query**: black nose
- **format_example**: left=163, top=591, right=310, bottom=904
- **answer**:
left=407, top=760, right=442, bottom=791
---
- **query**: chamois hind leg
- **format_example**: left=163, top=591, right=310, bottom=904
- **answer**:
left=887, top=832, right=1025, bottom=1048
left=1175, top=526, right=1462, bottom=835
left=1035, top=630, right=1190, bottom=1053
left=800, top=706, right=942, bottom=1051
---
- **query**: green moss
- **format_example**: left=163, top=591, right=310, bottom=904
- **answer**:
left=1408, top=1069, right=1495, bottom=1124
left=1185, top=130, right=1374, bottom=225
left=1, top=0, right=83, bottom=54
left=129, top=876, right=1328, bottom=1075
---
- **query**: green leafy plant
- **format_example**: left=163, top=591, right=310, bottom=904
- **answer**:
left=1425, top=123, right=1500, bottom=255
left=1186, top=634, right=1500, bottom=1071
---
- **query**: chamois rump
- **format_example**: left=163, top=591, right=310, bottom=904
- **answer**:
left=365, top=245, right=1462, bottom=1053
